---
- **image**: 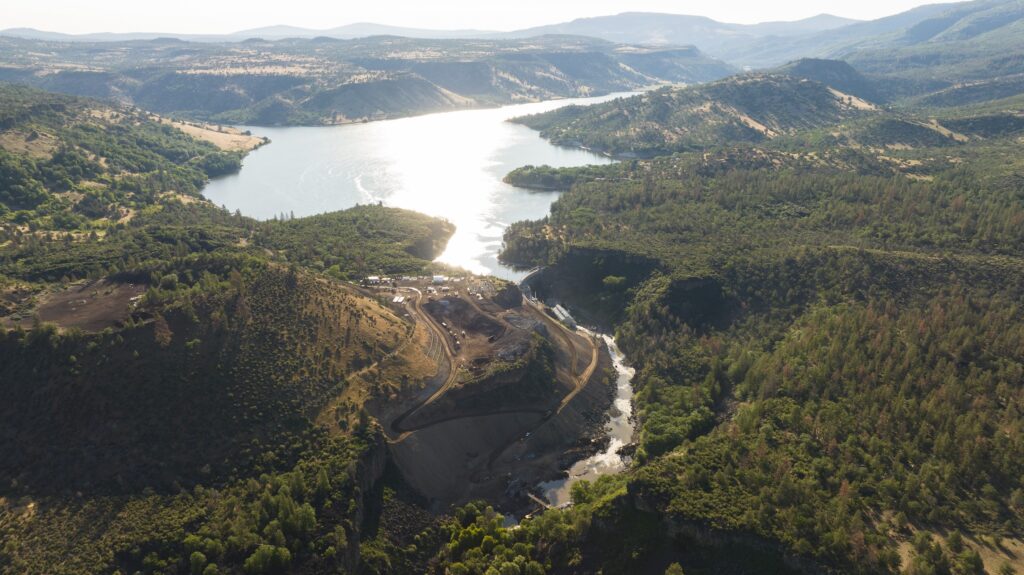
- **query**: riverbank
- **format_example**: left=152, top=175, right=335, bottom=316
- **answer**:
left=539, top=333, right=636, bottom=507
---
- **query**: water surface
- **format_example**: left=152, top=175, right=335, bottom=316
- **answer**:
left=203, top=95, right=631, bottom=279
left=539, top=334, right=636, bottom=507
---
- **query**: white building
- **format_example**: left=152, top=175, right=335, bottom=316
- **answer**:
left=552, top=305, right=577, bottom=329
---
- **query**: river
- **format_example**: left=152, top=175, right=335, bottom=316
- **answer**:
left=540, top=334, right=635, bottom=507
left=202, top=94, right=633, bottom=280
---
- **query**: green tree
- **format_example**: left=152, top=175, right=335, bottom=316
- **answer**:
left=243, top=544, right=292, bottom=574
left=190, top=551, right=207, bottom=575
left=665, top=563, right=685, bottom=575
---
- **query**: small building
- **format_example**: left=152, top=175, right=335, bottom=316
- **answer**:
left=432, top=275, right=447, bottom=285
left=552, top=305, right=577, bottom=329
left=366, top=276, right=381, bottom=285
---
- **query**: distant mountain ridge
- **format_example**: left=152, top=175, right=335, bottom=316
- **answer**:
left=6, top=0, right=1020, bottom=72
left=0, top=24, right=497, bottom=43
left=235, top=22, right=495, bottom=40
left=722, top=0, right=1024, bottom=67
left=498, top=12, right=861, bottom=52
left=2, top=0, right=1021, bottom=113
left=0, top=11, right=860, bottom=45
left=0, top=35, right=734, bottom=126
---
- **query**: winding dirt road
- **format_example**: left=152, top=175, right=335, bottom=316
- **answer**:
left=522, top=296, right=600, bottom=414
left=387, top=287, right=461, bottom=442
left=386, top=291, right=601, bottom=445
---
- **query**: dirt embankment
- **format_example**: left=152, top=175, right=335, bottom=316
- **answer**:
left=387, top=346, right=612, bottom=510
left=373, top=285, right=613, bottom=511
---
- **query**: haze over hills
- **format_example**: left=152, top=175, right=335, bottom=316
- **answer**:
left=0, top=13, right=859, bottom=45
left=498, top=12, right=861, bottom=54
left=3, top=0, right=1020, bottom=72
left=0, top=22, right=499, bottom=43
left=720, top=0, right=1024, bottom=66
left=234, top=22, right=495, bottom=40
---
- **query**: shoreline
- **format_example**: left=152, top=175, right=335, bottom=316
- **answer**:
left=200, top=88, right=646, bottom=130
left=535, top=332, right=636, bottom=509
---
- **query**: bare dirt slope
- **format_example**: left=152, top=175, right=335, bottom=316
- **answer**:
left=367, top=280, right=612, bottom=510
left=1, top=280, right=146, bottom=332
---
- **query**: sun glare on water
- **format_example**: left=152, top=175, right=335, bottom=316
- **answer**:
left=203, top=95, right=629, bottom=278
left=367, top=109, right=512, bottom=275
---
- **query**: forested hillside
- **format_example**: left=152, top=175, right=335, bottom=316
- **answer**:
left=499, top=110, right=1024, bottom=572
left=253, top=206, right=456, bottom=280
left=0, top=85, right=458, bottom=574
left=0, top=84, right=246, bottom=231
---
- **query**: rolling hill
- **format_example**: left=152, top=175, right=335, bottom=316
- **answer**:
left=721, top=0, right=1024, bottom=80
left=0, top=83, right=253, bottom=230
left=842, top=0, right=1024, bottom=103
left=0, top=35, right=733, bottom=126
left=513, top=69, right=879, bottom=157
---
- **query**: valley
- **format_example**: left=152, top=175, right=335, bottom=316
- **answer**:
left=2, top=1, right=1024, bottom=573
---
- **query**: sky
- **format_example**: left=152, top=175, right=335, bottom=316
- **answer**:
left=1, top=0, right=949, bottom=34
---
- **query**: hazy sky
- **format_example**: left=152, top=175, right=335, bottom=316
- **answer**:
left=2, top=0, right=949, bottom=34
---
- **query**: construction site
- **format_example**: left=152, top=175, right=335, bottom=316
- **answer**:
left=365, top=276, right=613, bottom=513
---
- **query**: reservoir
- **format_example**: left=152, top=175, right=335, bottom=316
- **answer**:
left=202, top=94, right=630, bottom=280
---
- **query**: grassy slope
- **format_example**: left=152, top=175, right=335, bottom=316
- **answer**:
left=0, top=83, right=243, bottom=231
